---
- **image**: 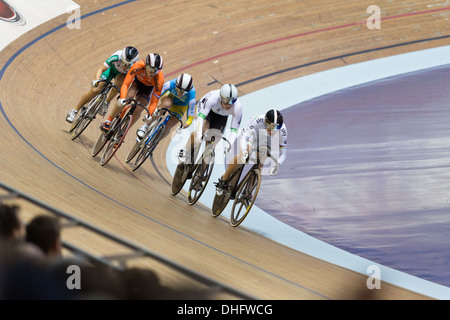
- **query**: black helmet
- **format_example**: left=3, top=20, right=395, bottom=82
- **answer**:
left=122, top=46, right=139, bottom=67
left=264, top=109, right=283, bottom=130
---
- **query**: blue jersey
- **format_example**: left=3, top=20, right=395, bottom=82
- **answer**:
left=161, top=79, right=196, bottom=119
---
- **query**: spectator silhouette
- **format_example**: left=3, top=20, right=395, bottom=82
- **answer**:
left=0, top=203, right=25, bottom=243
left=26, top=215, right=62, bottom=258
left=120, top=267, right=161, bottom=299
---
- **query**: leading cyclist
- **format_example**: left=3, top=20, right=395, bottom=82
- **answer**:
left=215, top=109, right=288, bottom=194
left=135, top=73, right=196, bottom=143
left=66, top=46, right=139, bottom=123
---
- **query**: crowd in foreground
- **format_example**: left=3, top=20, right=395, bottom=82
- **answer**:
left=0, top=203, right=217, bottom=299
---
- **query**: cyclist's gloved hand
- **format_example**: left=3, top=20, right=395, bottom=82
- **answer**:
left=224, top=143, right=232, bottom=155
left=176, top=126, right=183, bottom=134
left=240, top=150, right=249, bottom=164
left=194, top=132, right=202, bottom=145
left=91, top=80, right=100, bottom=88
left=152, top=108, right=160, bottom=118
left=143, top=114, right=152, bottom=123
left=116, top=98, right=126, bottom=107
left=269, top=162, right=279, bottom=176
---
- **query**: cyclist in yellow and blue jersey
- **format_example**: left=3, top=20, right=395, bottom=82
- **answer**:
left=136, top=73, right=196, bottom=142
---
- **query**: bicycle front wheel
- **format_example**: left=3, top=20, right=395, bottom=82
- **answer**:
left=71, top=96, right=104, bottom=140
left=187, top=150, right=215, bottom=206
left=230, top=169, right=261, bottom=227
left=100, top=115, right=132, bottom=166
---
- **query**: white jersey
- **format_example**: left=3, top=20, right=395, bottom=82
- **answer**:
left=239, top=114, right=288, bottom=165
left=195, top=89, right=243, bottom=146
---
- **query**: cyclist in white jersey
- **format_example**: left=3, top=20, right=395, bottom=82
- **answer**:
left=178, top=84, right=242, bottom=164
left=66, top=46, right=139, bottom=123
left=215, top=109, right=288, bottom=193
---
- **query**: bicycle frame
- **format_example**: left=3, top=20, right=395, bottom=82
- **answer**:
left=186, top=132, right=231, bottom=205
left=70, top=79, right=119, bottom=139
left=97, top=98, right=149, bottom=166
left=130, top=107, right=184, bottom=171
left=142, top=108, right=182, bottom=149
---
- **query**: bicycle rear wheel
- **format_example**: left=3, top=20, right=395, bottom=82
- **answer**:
left=100, top=114, right=132, bottom=166
left=71, top=96, right=104, bottom=140
left=187, top=150, right=215, bottom=206
left=125, top=138, right=143, bottom=163
left=132, top=124, right=165, bottom=171
left=230, top=169, right=261, bottom=227
left=171, top=163, right=192, bottom=196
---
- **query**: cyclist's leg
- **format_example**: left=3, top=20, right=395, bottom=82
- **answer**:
left=102, top=79, right=137, bottom=131
left=74, top=67, right=114, bottom=111
left=67, top=71, right=107, bottom=122
left=181, top=117, right=209, bottom=165
left=127, top=79, right=152, bottom=129
left=105, top=73, right=124, bottom=104
left=160, top=104, right=185, bottom=141
left=73, top=86, right=102, bottom=111
left=137, top=94, right=172, bottom=138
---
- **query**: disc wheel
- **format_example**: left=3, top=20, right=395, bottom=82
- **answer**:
left=171, top=163, right=192, bottom=196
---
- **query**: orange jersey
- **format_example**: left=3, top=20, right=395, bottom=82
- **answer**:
left=120, top=60, right=164, bottom=114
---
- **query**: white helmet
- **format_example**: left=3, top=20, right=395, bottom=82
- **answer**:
left=219, top=84, right=238, bottom=105
left=176, top=73, right=194, bottom=91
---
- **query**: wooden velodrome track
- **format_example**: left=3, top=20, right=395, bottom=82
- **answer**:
left=1, top=0, right=449, bottom=299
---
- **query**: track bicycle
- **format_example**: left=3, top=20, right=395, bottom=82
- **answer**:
left=186, top=132, right=231, bottom=205
left=69, top=79, right=120, bottom=141
left=171, top=130, right=230, bottom=205
left=125, top=108, right=183, bottom=171
left=91, top=98, right=149, bottom=166
left=211, top=145, right=279, bottom=227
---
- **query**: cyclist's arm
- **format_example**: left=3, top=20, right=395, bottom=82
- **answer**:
left=277, top=124, right=288, bottom=165
left=119, top=66, right=137, bottom=99
left=148, top=72, right=164, bottom=115
left=184, top=91, right=196, bottom=126
left=227, top=101, right=243, bottom=147
left=239, top=125, right=255, bottom=157
left=95, top=65, right=109, bottom=80
left=194, top=94, right=212, bottom=141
